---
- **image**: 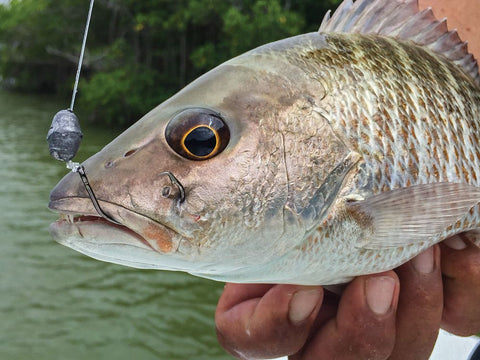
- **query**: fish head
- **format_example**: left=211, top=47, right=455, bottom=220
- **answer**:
left=48, top=34, right=352, bottom=281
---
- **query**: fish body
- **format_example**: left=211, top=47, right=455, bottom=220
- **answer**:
left=49, top=0, right=480, bottom=285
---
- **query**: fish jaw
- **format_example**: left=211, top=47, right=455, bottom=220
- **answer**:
left=48, top=196, right=204, bottom=271
left=49, top=215, right=161, bottom=270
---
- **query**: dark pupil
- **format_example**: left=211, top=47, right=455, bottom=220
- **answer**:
left=184, top=126, right=216, bottom=157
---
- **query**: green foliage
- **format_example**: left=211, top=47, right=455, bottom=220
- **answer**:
left=191, top=0, right=305, bottom=71
left=0, top=0, right=342, bottom=127
left=223, top=1, right=304, bottom=53
left=80, top=65, right=166, bottom=125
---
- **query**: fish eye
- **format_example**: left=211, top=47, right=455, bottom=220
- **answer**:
left=165, top=108, right=230, bottom=160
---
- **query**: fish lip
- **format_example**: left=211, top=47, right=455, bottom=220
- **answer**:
left=48, top=197, right=212, bottom=272
left=50, top=214, right=156, bottom=251
left=48, top=197, right=185, bottom=249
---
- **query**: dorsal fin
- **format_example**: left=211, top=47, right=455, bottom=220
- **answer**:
left=319, top=0, right=480, bottom=86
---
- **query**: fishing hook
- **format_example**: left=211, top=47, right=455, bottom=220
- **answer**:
left=75, top=164, right=122, bottom=225
left=159, top=172, right=186, bottom=203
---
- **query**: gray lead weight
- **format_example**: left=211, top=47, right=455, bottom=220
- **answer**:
left=47, top=109, right=83, bottom=162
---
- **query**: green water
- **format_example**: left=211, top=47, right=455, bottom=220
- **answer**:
left=0, top=91, right=228, bottom=360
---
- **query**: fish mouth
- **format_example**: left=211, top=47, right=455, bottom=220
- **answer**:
left=48, top=197, right=195, bottom=271
left=52, top=213, right=154, bottom=250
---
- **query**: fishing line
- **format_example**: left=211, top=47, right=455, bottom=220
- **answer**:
left=47, top=0, right=120, bottom=225
left=70, top=0, right=95, bottom=112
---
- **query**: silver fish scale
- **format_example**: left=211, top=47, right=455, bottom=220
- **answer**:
left=313, top=33, right=480, bottom=193
left=266, top=32, right=480, bottom=284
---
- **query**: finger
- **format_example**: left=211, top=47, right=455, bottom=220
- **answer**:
left=309, top=290, right=341, bottom=335
left=216, top=283, right=323, bottom=359
left=441, top=233, right=480, bottom=336
left=389, top=245, right=443, bottom=360
left=216, top=283, right=274, bottom=311
left=292, top=272, right=399, bottom=360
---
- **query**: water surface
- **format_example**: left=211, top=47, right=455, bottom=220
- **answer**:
left=0, top=91, right=227, bottom=359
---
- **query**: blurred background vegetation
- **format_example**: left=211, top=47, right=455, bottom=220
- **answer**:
left=0, top=0, right=341, bottom=127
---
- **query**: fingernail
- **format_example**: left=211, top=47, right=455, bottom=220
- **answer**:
left=443, top=235, right=467, bottom=250
left=412, top=246, right=435, bottom=274
left=289, top=288, right=322, bottom=325
left=366, top=276, right=395, bottom=315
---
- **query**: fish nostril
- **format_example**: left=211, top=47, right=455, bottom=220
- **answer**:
left=104, top=161, right=114, bottom=168
left=161, top=186, right=172, bottom=198
left=124, top=149, right=137, bottom=158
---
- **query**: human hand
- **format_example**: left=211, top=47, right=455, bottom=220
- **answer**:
left=441, top=234, right=480, bottom=336
left=215, top=245, right=443, bottom=360
left=216, top=1, right=480, bottom=357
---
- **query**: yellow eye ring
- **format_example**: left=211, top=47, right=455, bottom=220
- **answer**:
left=180, top=125, right=220, bottom=159
left=165, top=108, right=230, bottom=161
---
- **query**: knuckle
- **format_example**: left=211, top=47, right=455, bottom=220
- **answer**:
left=442, top=320, right=480, bottom=337
left=442, top=309, right=480, bottom=336
left=215, top=312, right=306, bottom=359
left=354, top=340, right=393, bottom=360
left=342, top=324, right=394, bottom=359
left=214, top=313, right=232, bottom=337
left=215, top=326, right=243, bottom=359
left=461, top=255, right=480, bottom=278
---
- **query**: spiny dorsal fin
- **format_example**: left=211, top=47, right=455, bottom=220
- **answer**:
left=319, top=0, right=480, bottom=86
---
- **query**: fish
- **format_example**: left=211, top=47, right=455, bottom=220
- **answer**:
left=48, top=0, right=480, bottom=285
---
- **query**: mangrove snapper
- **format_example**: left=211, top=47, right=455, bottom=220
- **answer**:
left=49, top=0, right=480, bottom=285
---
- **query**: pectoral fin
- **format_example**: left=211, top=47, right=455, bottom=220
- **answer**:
left=300, top=151, right=361, bottom=232
left=347, top=183, right=480, bottom=249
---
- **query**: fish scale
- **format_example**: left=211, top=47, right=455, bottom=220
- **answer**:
left=312, top=33, right=480, bottom=194
left=287, top=30, right=480, bottom=282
